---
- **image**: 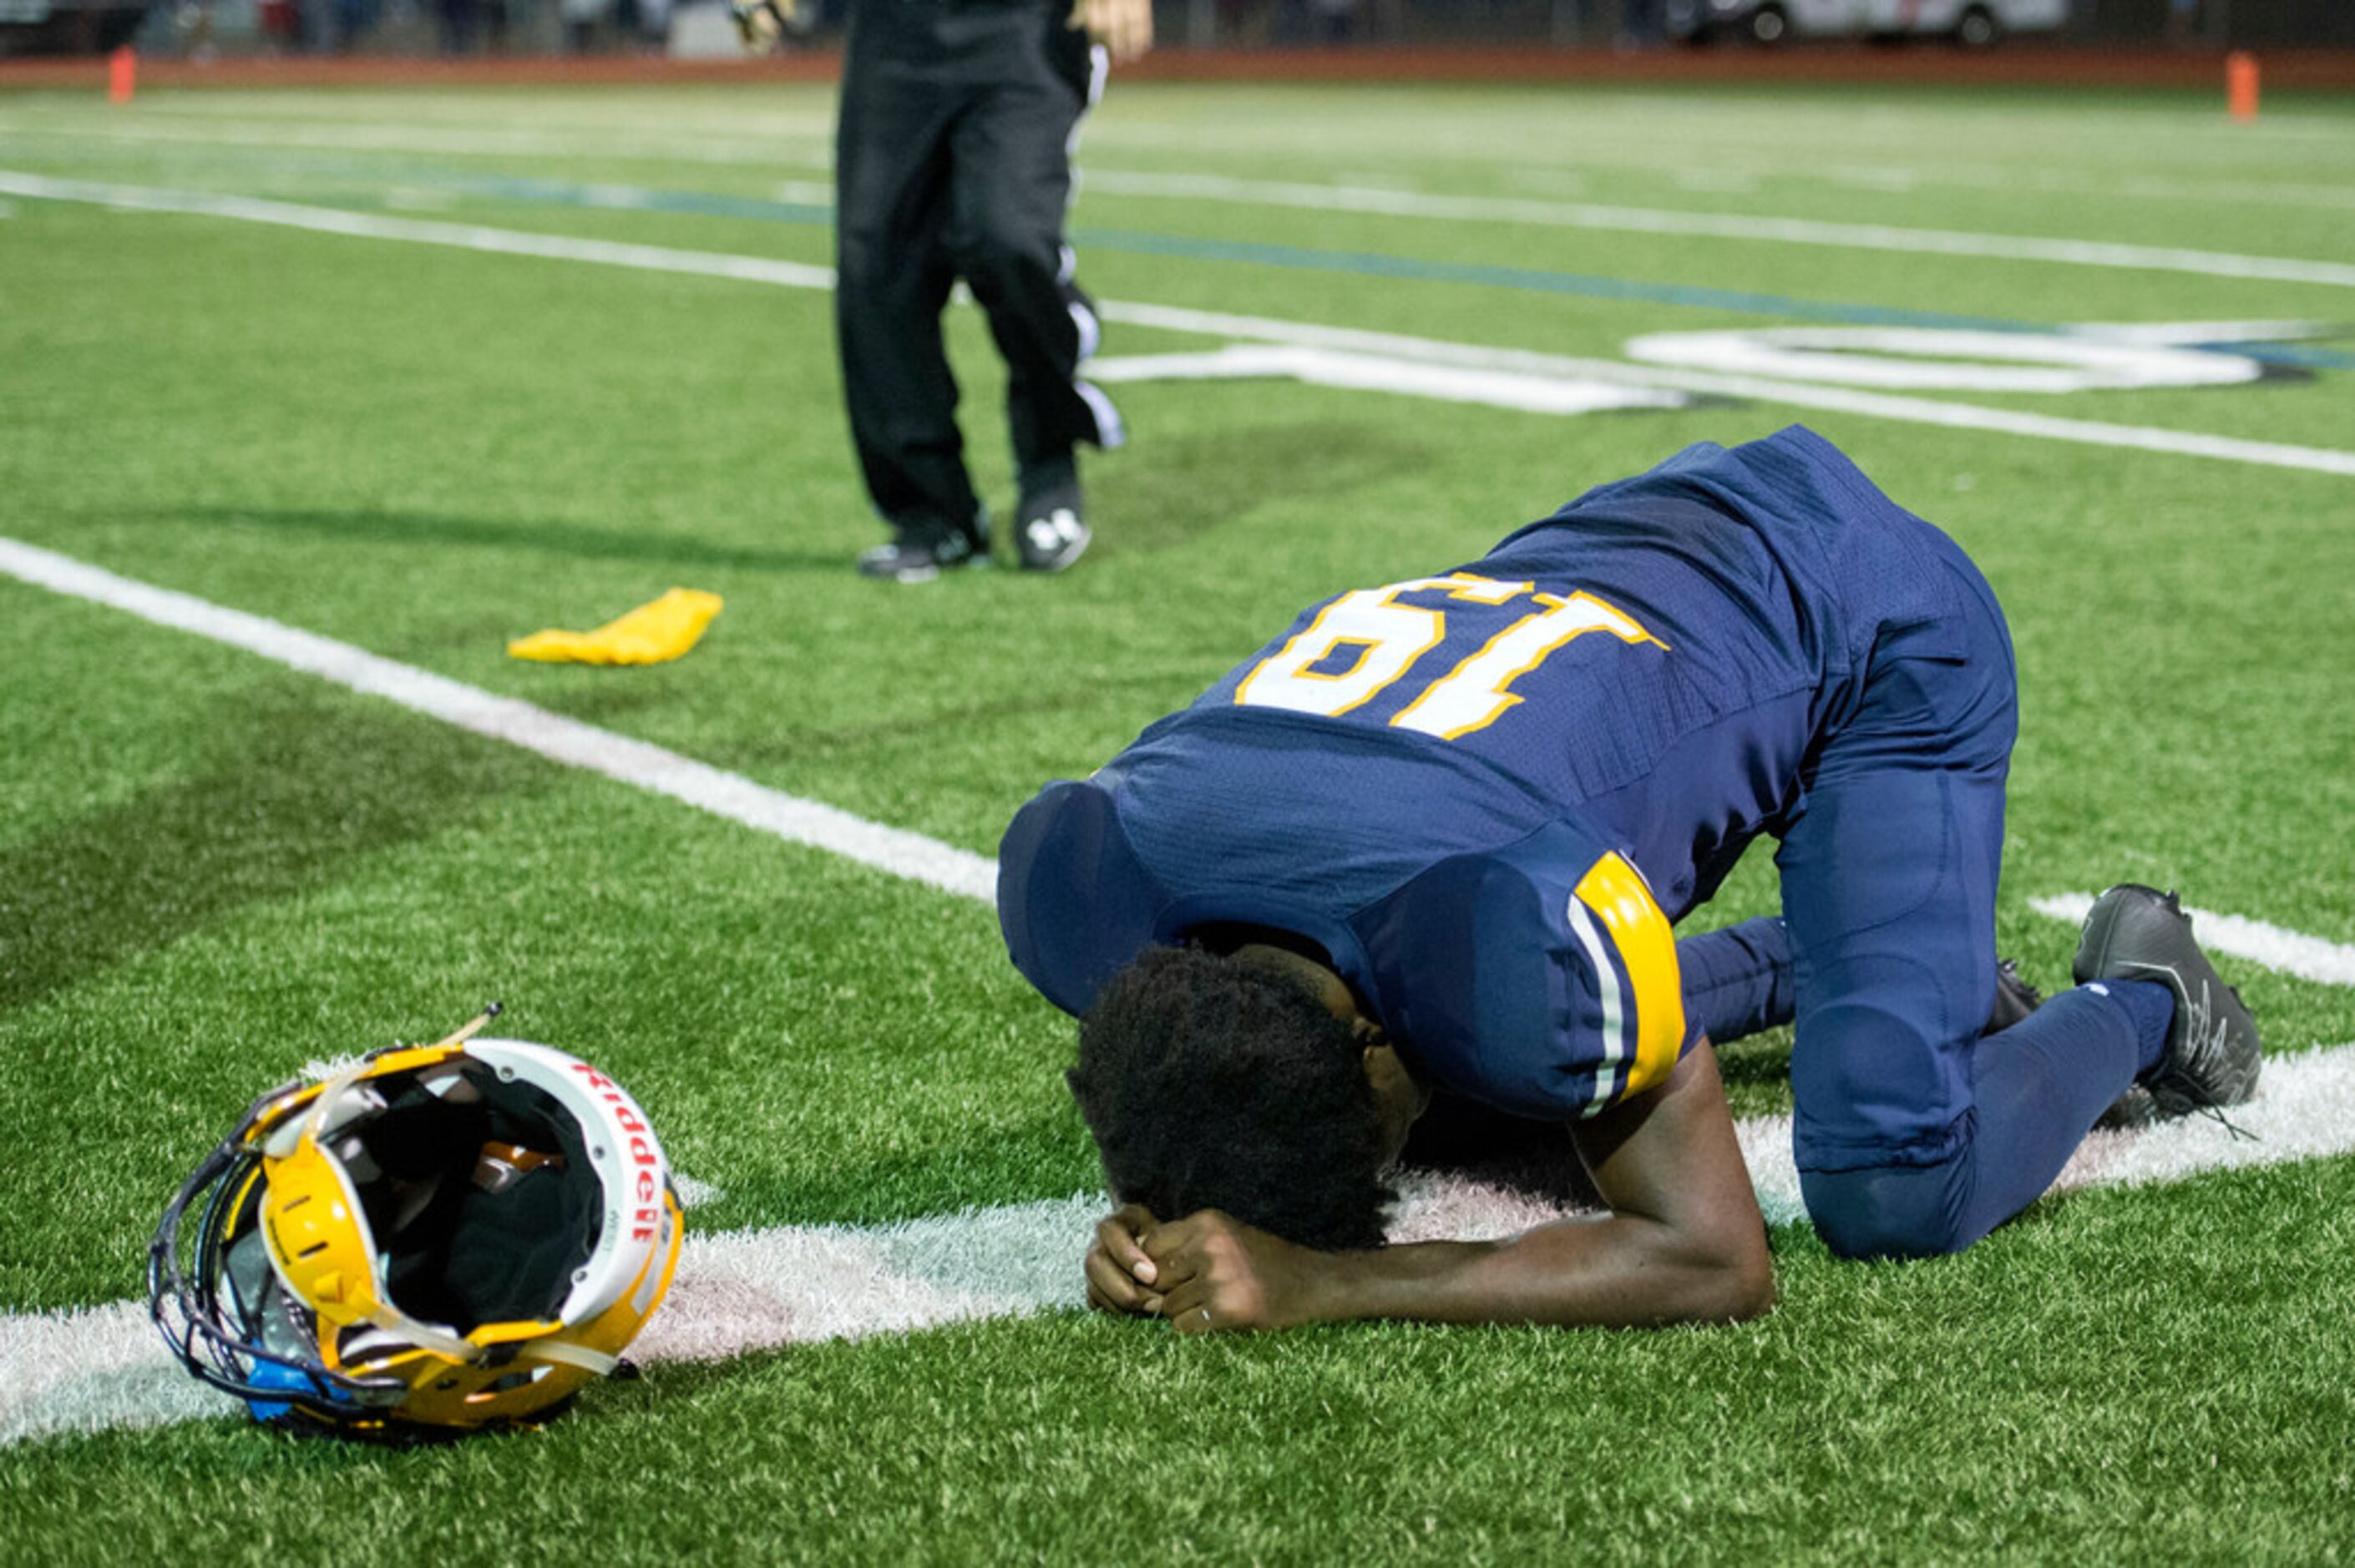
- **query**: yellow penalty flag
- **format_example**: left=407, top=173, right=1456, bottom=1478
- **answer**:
left=507, top=588, right=724, bottom=667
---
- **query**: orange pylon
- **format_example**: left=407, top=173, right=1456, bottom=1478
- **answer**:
left=2226, top=52, right=2260, bottom=121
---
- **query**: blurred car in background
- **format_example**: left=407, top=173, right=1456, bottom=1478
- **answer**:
left=0, top=0, right=153, bottom=52
left=1668, top=0, right=2068, bottom=47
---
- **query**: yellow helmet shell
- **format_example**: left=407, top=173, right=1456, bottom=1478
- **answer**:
left=157, top=1036, right=684, bottom=1435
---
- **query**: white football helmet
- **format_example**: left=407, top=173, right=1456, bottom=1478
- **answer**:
left=150, top=1009, right=683, bottom=1436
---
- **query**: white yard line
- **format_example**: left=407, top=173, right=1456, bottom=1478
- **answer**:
left=2030, top=893, right=2355, bottom=988
left=14, top=118, right=2355, bottom=281
left=0, top=538, right=995, bottom=903
left=1096, top=300, right=2355, bottom=479
left=0, top=116, right=832, bottom=167
left=18, top=106, right=2355, bottom=210
left=15, top=534, right=2347, bottom=979
left=9, top=1039, right=2355, bottom=1446
left=5, top=169, right=2353, bottom=480
left=1090, top=344, right=1694, bottom=415
left=1081, top=169, right=2355, bottom=291
left=0, top=170, right=838, bottom=288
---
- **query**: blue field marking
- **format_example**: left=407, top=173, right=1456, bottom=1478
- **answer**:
left=15, top=148, right=2347, bottom=371
left=1081, top=224, right=2021, bottom=328
left=2203, top=340, right=2355, bottom=371
left=469, top=169, right=1968, bottom=326
left=342, top=169, right=2355, bottom=371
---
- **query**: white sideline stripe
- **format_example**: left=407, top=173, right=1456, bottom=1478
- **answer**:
left=1090, top=345, right=1692, bottom=416
left=40, top=108, right=2355, bottom=216
left=0, top=539, right=997, bottom=904
left=5, top=170, right=2354, bottom=480
left=19, top=528, right=2350, bottom=1000
left=2030, top=893, right=2355, bottom=989
left=11, top=1041, right=2355, bottom=1447
left=18, top=114, right=2355, bottom=270
left=0, top=117, right=832, bottom=168
left=0, top=171, right=838, bottom=290
left=1098, top=301, right=2355, bottom=480
left=1082, top=170, right=2355, bottom=292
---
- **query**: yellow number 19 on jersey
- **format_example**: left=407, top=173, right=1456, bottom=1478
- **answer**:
left=1233, top=573, right=1664, bottom=741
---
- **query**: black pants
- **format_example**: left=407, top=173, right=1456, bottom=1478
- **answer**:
left=835, top=0, right=1118, bottom=540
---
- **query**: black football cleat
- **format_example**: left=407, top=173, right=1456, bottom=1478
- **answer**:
left=2095, top=1084, right=2163, bottom=1132
left=2072, top=884, right=2261, bottom=1120
left=858, top=518, right=991, bottom=584
left=1984, top=958, right=2044, bottom=1035
left=1015, top=482, right=1090, bottom=574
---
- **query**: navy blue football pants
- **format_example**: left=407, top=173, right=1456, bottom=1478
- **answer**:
left=1691, top=529, right=2152, bottom=1258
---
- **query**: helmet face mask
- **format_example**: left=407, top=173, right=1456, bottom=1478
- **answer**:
left=150, top=1031, right=683, bottom=1439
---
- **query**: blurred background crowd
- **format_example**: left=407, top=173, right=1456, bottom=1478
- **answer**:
left=8, top=0, right=2351, bottom=64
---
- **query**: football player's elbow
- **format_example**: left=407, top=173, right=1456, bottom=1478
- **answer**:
left=1679, top=1224, right=1775, bottom=1323
left=1714, top=1242, right=1777, bottom=1323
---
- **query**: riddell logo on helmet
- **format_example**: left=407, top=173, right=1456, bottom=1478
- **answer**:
left=633, top=1169, right=664, bottom=1242
left=570, top=1061, right=667, bottom=1243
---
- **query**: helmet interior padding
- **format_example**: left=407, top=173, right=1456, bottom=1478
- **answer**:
left=347, top=1069, right=602, bottom=1333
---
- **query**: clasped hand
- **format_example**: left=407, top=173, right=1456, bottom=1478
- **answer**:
left=1083, top=1204, right=1323, bottom=1333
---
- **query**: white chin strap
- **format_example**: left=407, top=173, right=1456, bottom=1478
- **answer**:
left=352, top=1309, right=618, bottom=1378
left=362, top=1306, right=479, bottom=1365
left=519, top=1338, right=620, bottom=1376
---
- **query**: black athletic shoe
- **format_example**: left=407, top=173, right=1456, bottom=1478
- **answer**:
left=2072, top=884, right=2261, bottom=1120
left=857, top=520, right=990, bottom=584
left=2095, top=1084, right=2164, bottom=1133
left=1984, top=958, right=2044, bottom=1035
left=1015, top=483, right=1090, bottom=574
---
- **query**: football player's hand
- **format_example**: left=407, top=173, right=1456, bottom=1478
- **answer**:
left=1140, top=1209, right=1322, bottom=1334
left=729, top=0, right=798, bottom=54
left=1083, top=1203, right=1163, bottom=1316
left=1069, top=0, right=1152, bottom=63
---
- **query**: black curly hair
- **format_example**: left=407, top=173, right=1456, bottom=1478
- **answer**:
left=1067, top=944, right=1395, bottom=1252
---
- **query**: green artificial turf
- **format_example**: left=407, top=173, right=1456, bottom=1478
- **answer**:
left=1, top=77, right=2352, bottom=1565
left=6, top=1161, right=2352, bottom=1563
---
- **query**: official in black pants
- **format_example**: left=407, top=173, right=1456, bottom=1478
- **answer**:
left=810, top=0, right=1150, bottom=581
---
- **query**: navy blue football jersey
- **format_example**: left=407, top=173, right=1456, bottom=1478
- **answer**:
left=998, top=427, right=1971, bottom=1120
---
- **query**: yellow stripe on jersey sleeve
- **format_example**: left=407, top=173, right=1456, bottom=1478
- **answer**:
left=1573, top=852, right=1686, bottom=1100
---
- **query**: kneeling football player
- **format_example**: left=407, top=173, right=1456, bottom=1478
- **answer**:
left=996, top=426, right=2260, bottom=1332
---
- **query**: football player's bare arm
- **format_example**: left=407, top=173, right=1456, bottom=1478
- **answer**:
left=1116, top=1044, right=1773, bottom=1333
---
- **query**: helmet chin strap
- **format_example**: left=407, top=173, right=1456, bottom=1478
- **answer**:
left=428, top=1002, right=503, bottom=1052
left=359, top=1305, right=480, bottom=1365
left=266, top=1056, right=378, bottom=1161
left=519, top=1338, right=620, bottom=1375
left=349, top=1309, right=619, bottom=1378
